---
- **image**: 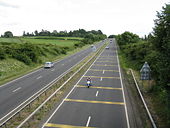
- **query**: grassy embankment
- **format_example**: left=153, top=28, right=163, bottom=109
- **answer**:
left=0, top=36, right=92, bottom=85
left=117, top=40, right=169, bottom=128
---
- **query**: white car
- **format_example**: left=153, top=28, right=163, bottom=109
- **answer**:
left=44, top=62, right=54, bottom=68
left=105, top=46, right=109, bottom=49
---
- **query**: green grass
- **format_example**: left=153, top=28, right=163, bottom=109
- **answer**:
left=0, top=37, right=80, bottom=47
left=20, top=38, right=79, bottom=47
left=0, top=59, right=32, bottom=83
left=0, top=37, right=23, bottom=43
left=29, top=36, right=83, bottom=40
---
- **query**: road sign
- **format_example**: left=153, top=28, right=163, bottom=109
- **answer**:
left=140, top=62, right=151, bottom=80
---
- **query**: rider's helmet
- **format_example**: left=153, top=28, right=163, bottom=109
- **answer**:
left=87, top=77, right=91, bottom=81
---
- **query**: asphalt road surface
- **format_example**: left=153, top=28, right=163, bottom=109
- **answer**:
left=0, top=41, right=104, bottom=121
left=42, top=39, right=130, bottom=128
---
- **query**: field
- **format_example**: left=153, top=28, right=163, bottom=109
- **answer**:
left=0, top=37, right=82, bottom=47
left=20, top=38, right=79, bottom=46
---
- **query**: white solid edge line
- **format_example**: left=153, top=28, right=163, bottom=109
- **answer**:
left=86, top=116, right=91, bottom=127
left=36, top=76, right=42, bottom=79
left=42, top=45, right=105, bottom=128
left=115, top=40, right=130, bottom=128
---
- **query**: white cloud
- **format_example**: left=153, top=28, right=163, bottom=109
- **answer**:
left=0, top=0, right=169, bottom=36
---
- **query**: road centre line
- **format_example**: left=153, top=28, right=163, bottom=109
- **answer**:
left=45, top=123, right=94, bottom=128
left=77, top=85, right=122, bottom=90
left=95, top=91, right=99, bottom=97
left=83, top=76, right=120, bottom=79
left=64, top=99, right=125, bottom=105
left=36, top=76, right=42, bottom=79
left=86, top=116, right=91, bottom=127
left=89, top=69, right=119, bottom=72
left=12, top=87, right=21, bottom=92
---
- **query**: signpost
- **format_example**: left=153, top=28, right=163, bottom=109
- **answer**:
left=140, top=62, right=152, bottom=91
left=140, top=62, right=151, bottom=80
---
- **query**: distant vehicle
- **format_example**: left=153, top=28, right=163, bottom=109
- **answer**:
left=91, top=45, right=94, bottom=48
left=105, top=46, right=109, bottom=49
left=44, top=62, right=54, bottom=68
left=91, top=45, right=96, bottom=52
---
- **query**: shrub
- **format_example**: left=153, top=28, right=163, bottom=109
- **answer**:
left=13, top=54, right=32, bottom=65
left=0, top=48, right=6, bottom=60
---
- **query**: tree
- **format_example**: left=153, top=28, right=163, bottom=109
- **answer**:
left=151, top=4, right=170, bottom=88
left=23, top=31, right=26, bottom=36
left=150, top=5, right=170, bottom=126
left=4, top=31, right=13, bottom=38
left=34, top=30, right=39, bottom=36
left=108, top=35, right=116, bottom=38
left=116, top=31, right=140, bottom=46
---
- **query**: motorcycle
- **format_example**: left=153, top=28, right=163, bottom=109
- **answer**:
left=87, top=80, right=91, bottom=88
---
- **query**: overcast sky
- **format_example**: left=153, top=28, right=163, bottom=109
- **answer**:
left=0, top=0, right=169, bottom=37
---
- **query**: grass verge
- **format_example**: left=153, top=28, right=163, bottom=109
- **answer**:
left=118, top=49, right=153, bottom=128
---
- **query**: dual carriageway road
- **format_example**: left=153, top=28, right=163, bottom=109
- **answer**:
left=43, top=40, right=129, bottom=128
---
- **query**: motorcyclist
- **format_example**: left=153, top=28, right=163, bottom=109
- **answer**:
left=87, top=77, right=92, bottom=87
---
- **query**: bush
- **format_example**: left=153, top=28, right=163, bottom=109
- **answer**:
left=13, top=53, right=32, bottom=65
left=116, top=31, right=140, bottom=46
left=0, top=48, right=6, bottom=60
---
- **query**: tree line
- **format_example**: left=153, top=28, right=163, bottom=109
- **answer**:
left=116, top=4, right=170, bottom=127
left=22, top=29, right=104, bottom=37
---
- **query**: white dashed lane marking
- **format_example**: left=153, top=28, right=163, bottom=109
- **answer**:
left=96, top=91, right=99, bottom=97
left=86, top=116, right=91, bottom=127
left=100, top=77, right=103, bottom=81
left=37, top=76, right=42, bottom=79
left=13, top=87, right=21, bottom=92
left=51, top=69, right=55, bottom=71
